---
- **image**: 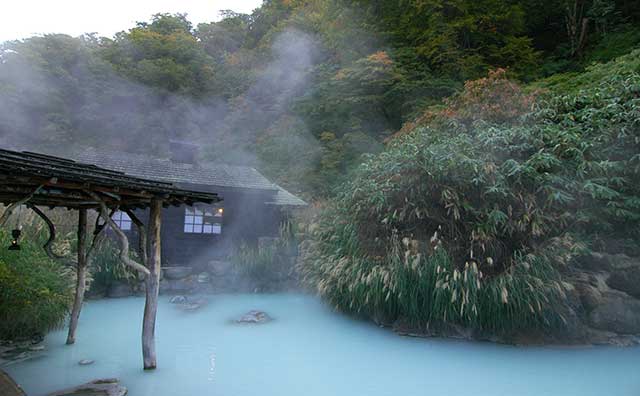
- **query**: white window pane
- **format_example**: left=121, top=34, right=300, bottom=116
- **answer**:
left=203, top=225, right=213, bottom=233
left=193, top=224, right=203, bottom=233
left=195, top=208, right=204, bottom=216
left=186, top=207, right=194, bottom=215
left=194, top=216, right=203, bottom=224
left=212, top=225, right=222, bottom=234
left=185, top=215, right=195, bottom=224
left=122, top=212, right=131, bottom=221
left=204, top=208, right=214, bottom=216
left=184, top=224, right=193, bottom=233
left=122, top=221, right=132, bottom=231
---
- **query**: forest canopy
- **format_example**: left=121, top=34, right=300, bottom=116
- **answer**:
left=0, top=0, right=639, bottom=198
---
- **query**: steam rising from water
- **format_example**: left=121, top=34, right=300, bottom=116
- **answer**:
left=0, top=27, right=322, bottom=171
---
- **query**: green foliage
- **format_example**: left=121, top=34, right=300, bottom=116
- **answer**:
left=90, top=239, right=137, bottom=289
left=2, top=1, right=638, bottom=196
left=302, top=230, right=570, bottom=334
left=102, top=14, right=216, bottom=96
left=231, top=219, right=299, bottom=284
left=583, top=25, right=640, bottom=64
left=0, top=230, right=73, bottom=340
left=343, top=0, right=540, bottom=79
left=301, top=52, right=640, bottom=335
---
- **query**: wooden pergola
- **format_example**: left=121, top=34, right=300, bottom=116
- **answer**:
left=0, top=148, right=220, bottom=370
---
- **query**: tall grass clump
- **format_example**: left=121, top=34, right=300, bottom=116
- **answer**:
left=232, top=241, right=279, bottom=282
left=90, top=238, right=137, bottom=290
left=0, top=228, right=74, bottom=340
left=231, top=220, right=299, bottom=281
left=301, top=51, right=640, bottom=337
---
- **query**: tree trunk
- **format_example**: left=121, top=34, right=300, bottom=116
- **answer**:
left=66, top=209, right=87, bottom=345
left=142, top=198, right=162, bottom=370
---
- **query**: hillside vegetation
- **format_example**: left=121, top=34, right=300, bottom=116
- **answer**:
left=301, top=51, right=640, bottom=337
left=1, top=0, right=639, bottom=197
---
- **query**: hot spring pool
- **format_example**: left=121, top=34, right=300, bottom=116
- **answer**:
left=5, top=294, right=640, bottom=396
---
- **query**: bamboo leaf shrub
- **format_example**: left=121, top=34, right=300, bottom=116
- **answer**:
left=301, top=51, right=640, bottom=336
left=0, top=229, right=74, bottom=340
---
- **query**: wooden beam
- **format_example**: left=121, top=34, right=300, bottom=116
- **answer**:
left=66, top=208, right=87, bottom=345
left=29, top=205, right=76, bottom=267
left=0, top=185, right=43, bottom=227
left=142, top=197, right=162, bottom=370
left=0, top=175, right=156, bottom=199
left=85, top=191, right=150, bottom=276
left=124, top=209, right=148, bottom=266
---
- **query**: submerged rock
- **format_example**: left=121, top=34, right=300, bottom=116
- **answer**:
left=0, top=338, right=46, bottom=367
left=236, top=310, right=272, bottom=324
left=78, top=359, right=94, bottom=366
left=48, top=378, right=126, bottom=396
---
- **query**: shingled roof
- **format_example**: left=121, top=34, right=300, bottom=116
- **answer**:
left=0, top=148, right=220, bottom=210
left=67, top=148, right=307, bottom=207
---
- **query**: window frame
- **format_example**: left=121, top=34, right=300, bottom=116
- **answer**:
left=112, top=211, right=132, bottom=231
left=183, top=205, right=222, bottom=235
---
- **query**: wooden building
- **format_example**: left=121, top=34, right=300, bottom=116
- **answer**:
left=0, top=147, right=221, bottom=369
left=64, top=143, right=307, bottom=267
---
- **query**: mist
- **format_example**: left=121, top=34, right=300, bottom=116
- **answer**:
left=0, top=25, right=323, bottom=179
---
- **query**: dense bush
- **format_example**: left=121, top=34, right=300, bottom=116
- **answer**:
left=301, top=51, right=640, bottom=335
left=0, top=229, right=73, bottom=340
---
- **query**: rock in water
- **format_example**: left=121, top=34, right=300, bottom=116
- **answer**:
left=0, top=369, right=26, bottom=396
left=173, top=296, right=208, bottom=312
left=78, top=359, right=94, bottom=366
left=48, top=378, right=126, bottom=396
left=236, top=310, right=272, bottom=324
left=197, top=272, right=210, bottom=283
left=169, top=295, right=188, bottom=304
left=1, top=338, right=46, bottom=366
left=163, top=266, right=193, bottom=280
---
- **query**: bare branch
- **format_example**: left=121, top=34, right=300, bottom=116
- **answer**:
left=84, top=207, right=115, bottom=266
left=84, top=191, right=150, bottom=276
left=0, top=185, right=43, bottom=227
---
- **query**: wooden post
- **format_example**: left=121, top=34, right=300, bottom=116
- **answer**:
left=142, top=198, right=162, bottom=370
left=66, top=209, right=87, bottom=345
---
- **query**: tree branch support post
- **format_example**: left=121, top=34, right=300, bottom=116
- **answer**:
left=66, top=208, right=87, bottom=345
left=0, top=185, right=43, bottom=227
left=142, top=197, right=162, bottom=370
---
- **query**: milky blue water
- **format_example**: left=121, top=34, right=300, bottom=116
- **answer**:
left=5, top=294, right=640, bottom=396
